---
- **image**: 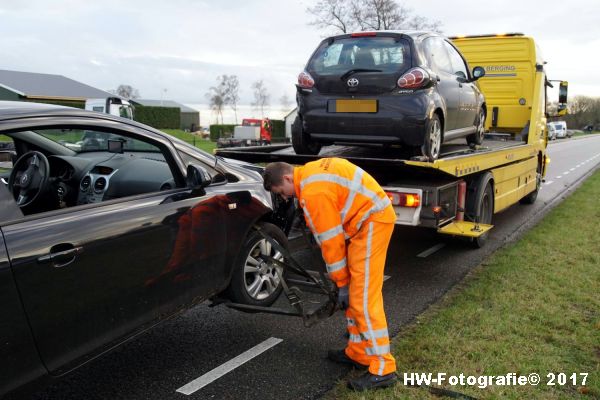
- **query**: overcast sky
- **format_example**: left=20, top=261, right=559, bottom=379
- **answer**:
left=1, top=0, right=598, bottom=121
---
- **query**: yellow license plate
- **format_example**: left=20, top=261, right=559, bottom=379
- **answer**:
left=335, top=99, right=378, bottom=113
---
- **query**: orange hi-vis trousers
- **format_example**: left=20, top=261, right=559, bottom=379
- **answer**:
left=344, top=220, right=396, bottom=376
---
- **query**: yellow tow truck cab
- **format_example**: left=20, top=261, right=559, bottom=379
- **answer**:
left=216, top=33, right=567, bottom=247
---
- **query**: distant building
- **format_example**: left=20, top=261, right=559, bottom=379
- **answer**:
left=0, top=69, right=114, bottom=109
left=284, top=107, right=297, bottom=139
left=132, top=99, right=200, bottom=131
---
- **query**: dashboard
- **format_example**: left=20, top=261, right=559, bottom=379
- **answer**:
left=48, top=152, right=176, bottom=208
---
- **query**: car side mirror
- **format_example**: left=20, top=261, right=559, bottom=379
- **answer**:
left=186, top=164, right=212, bottom=189
left=471, top=66, right=485, bottom=81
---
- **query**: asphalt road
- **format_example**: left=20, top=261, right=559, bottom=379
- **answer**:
left=28, top=135, right=600, bottom=400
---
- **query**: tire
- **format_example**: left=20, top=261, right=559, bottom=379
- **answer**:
left=466, top=108, right=486, bottom=146
left=417, top=114, right=442, bottom=162
left=291, top=116, right=321, bottom=155
left=227, top=222, right=287, bottom=306
left=466, top=173, right=494, bottom=248
left=520, top=165, right=542, bottom=205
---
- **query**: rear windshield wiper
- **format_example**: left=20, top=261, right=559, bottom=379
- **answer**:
left=340, top=68, right=382, bottom=81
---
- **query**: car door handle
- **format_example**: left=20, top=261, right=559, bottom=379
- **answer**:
left=38, top=245, right=84, bottom=268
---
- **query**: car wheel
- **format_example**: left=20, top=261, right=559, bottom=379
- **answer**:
left=291, top=116, right=321, bottom=155
left=467, top=108, right=486, bottom=146
left=419, top=114, right=442, bottom=162
left=227, top=222, right=286, bottom=306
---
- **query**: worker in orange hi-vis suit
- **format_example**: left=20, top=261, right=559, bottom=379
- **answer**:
left=263, top=158, right=397, bottom=392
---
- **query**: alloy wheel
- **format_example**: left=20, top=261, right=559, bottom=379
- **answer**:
left=244, top=239, right=283, bottom=300
left=429, top=118, right=442, bottom=160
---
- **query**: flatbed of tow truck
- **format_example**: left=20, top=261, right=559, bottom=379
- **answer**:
left=215, top=135, right=529, bottom=178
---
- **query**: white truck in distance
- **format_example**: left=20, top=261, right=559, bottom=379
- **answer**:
left=85, top=97, right=134, bottom=120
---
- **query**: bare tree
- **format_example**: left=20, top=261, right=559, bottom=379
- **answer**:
left=251, top=80, right=270, bottom=117
left=307, top=0, right=442, bottom=34
left=307, top=0, right=355, bottom=33
left=563, top=95, right=600, bottom=128
left=220, top=75, right=240, bottom=125
left=115, top=84, right=140, bottom=99
left=205, top=79, right=227, bottom=125
left=279, top=93, right=293, bottom=112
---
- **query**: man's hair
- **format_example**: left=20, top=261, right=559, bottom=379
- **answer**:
left=263, top=162, right=293, bottom=191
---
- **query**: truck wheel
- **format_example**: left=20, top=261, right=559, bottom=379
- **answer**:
left=520, top=167, right=542, bottom=205
left=467, top=108, right=486, bottom=146
left=227, top=222, right=286, bottom=306
left=466, top=173, right=494, bottom=248
left=418, top=114, right=442, bottom=162
left=291, top=116, right=321, bottom=155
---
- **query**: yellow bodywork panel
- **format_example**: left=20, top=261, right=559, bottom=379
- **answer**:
left=452, top=36, right=540, bottom=134
left=492, top=157, right=538, bottom=212
left=438, top=221, right=494, bottom=238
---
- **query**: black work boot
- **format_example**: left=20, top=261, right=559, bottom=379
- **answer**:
left=327, top=349, right=368, bottom=369
left=347, top=371, right=397, bottom=391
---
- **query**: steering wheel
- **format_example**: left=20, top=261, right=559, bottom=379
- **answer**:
left=8, top=151, right=50, bottom=208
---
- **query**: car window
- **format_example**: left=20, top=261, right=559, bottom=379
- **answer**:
left=38, top=128, right=160, bottom=153
left=0, top=135, right=15, bottom=178
left=422, top=37, right=453, bottom=74
left=308, top=37, right=411, bottom=75
left=1, top=127, right=184, bottom=220
left=444, top=41, right=469, bottom=79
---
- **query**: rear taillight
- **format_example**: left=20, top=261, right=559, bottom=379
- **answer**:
left=397, top=68, right=430, bottom=89
left=298, top=71, right=315, bottom=89
left=386, top=192, right=421, bottom=208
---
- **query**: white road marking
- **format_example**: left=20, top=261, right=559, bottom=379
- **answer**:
left=570, top=168, right=576, bottom=171
left=383, top=275, right=391, bottom=282
left=176, top=337, right=283, bottom=395
left=564, top=171, right=570, bottom=175
left=545, top=181, right=554, bottom=185
left=417, top=243, right=446, bottom=258
left=556, top=176, right=562, bottom=179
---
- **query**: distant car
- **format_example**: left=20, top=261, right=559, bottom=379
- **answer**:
left=549, top=121, right=568, bottom=138
left=583, top=125, right=594, bottom=132
left=293, top=31, right=487, bottom=161
left=547, top=124, right=557, bottom=140
left=0, top=101, right=291, bottom=397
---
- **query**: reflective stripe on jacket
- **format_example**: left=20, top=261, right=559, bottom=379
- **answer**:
left=293, top=158, right=396, bottom=287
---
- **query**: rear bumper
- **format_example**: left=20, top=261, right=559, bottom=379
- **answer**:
left=299, top=90, right=431, bottom=147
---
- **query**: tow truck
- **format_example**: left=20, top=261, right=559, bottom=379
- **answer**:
left=216, top=34, right=568, bottom=248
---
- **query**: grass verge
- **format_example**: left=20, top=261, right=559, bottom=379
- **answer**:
left=329, top=171, right=600, bottom=399
left=160, top=129, right=216, bottom=153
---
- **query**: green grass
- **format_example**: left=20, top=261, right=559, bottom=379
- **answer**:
left=160, top=129, right=216, bottom=154
left=329, top=171, right=600, bottom=399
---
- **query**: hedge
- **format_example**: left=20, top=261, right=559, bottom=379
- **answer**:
left=271, top=119, right=285, bottom=139
left=209, top=124, right=237, bottom=141
left=134, top=105, right=180, bottom=129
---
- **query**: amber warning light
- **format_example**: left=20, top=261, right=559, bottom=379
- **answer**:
left=386, top=192, right=420, bottom=208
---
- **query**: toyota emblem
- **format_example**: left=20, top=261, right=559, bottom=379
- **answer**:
left=20, top=174, right=29, bottom=185
left=347, top=78, right=359, bottom=87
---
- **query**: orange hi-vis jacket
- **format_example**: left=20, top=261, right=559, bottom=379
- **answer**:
left=293, top=158, right=396, bottom=288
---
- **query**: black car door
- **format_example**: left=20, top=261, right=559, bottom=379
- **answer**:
left=445, top=40, right=479, bottom=129
left=0, top=185, right=47, bottom=396
left=2, top=126, right=229, bottom=375
left=422, top=37, right=460, bottom=132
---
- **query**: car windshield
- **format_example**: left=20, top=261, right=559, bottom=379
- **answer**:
left=308, top=36, right=410, bottom=75
left=38, top=128, right=161, bottom=153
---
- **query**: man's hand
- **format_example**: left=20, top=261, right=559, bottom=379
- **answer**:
left=337, top=285, right=349, bottom=310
